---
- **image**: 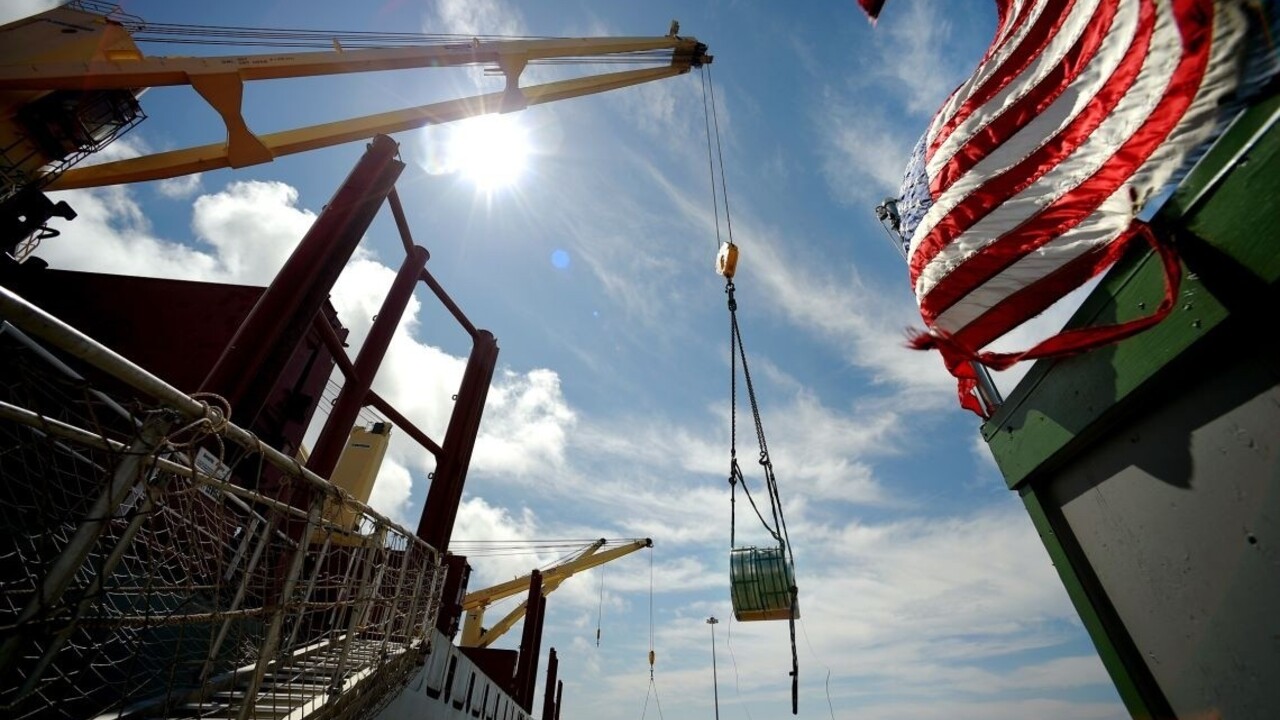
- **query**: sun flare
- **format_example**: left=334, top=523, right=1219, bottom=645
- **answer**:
left=446, top=114, right=531, bottom=190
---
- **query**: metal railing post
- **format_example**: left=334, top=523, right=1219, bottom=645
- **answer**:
left=235, top=490, right=325, bottom=720
left=281, top=532, right=334, bottom=655
left=377, top=533, right=418, bottom=657
left=327, top=526, right=388, bottom=695
left=973, top=363, right=1004, bottom=417
left=321, top=531, right=366, bottom=645
left=199, top=514, right=281, bottom=686
left=398, top=548, right=431, bottom=650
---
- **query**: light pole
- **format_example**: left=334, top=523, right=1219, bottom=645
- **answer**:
left=707, top=616, right=720, bottom=720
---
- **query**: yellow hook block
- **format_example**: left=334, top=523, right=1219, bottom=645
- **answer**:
left=716, top=242, right=738, bottom=278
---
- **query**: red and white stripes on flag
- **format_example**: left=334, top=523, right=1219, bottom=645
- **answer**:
left=895, top=0, right=1248, bottom=413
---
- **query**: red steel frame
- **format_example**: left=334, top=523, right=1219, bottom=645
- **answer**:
left=200, top=134, right=498, bottom=553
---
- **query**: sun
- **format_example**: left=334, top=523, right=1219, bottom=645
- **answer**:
left=447, top=114, right=531, bottom=190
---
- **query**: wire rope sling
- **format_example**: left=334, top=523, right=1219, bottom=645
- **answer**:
left=723, top=266, right=800, bottom=715
left=699, top=63, right=800, bottom=715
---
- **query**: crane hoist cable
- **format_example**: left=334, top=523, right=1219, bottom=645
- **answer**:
left=639, top=547, right=664, bottom=720
left=596, top=564, right=606, bottom=647
left=702, top=62, right=800, bottom=716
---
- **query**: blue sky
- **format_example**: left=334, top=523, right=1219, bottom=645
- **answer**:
left=5, top=1, right=1126, bottom=718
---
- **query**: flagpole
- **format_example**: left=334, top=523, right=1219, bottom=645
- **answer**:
left=877, top=199, right=1003, bottom=416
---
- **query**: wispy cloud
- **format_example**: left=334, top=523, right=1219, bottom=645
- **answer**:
left=808, top=0, right=986, bottom=208
left=869, top=0, right=965, bottom=116
left=427, top=0, right=525, bottom=37
left=817, top=94, right=920, bottom=204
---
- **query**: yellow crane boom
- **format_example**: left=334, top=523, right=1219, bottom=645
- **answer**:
left=0, top=5, right=710, bottom=192
left=460, top=537, right=652, bottom=648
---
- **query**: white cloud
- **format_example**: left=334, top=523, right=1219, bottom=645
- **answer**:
left=41, top=179, right=314, bottom=285
left=615, top=69, right=709, bottom=151
left=155, top=173, right=204, bottom=200
left=451, top=496, right=547, bottom=588
left=190, top=181, right=317, bottom=285
left=326, top=262, right=577, bottom=514
left=474, top=368, right=576, bottom=476
left=558, top=126, right=957, bottom=418
left=1000, top=654, right=1112, bottom=691
left=847, top=698, right=1124, bottom=720
left=542, top=137, right=957, bottom=429
left=37, top=186, right=217, bottom=279
left=367, top=456, right=414, bottom=523
left=808, top=0, right=986, bottom=209
left=9, top=6, right=1126, bottom=718
left=83, top=135, right=147, bottom=165
left=561, top=385, right=894, bottom=513
left=745, top=221, right=956, bottom=400
left=427, top=0, right=524, bottom=38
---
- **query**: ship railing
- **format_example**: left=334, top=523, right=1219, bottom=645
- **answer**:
left=0, top=285, right=443, bottom=720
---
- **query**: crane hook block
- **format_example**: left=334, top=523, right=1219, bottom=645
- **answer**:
left=716, top=242, right=739, bottom=279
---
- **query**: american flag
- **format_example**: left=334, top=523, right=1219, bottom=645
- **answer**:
left=880, top=0, right=1251, bottom=414
left=858, top=0, right=888, bottom=21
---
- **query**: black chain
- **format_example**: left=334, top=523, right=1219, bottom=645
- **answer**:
left=727, top=280, right=781, bottom=543
left=727, top=280, right=737, bottom=549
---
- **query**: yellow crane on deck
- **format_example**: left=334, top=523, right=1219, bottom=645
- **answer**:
left=460, top=537, right=652, bottom=648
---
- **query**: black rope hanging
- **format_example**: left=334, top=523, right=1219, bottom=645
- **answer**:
left=726, top=282, right=800, bottom=715
left=702, top=63, right=800, bottom=716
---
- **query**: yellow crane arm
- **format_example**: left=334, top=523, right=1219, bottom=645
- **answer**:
left=47, top=64, right=689, bottom=190
left=459, top=537, right=651, bottom=648
left=0, top=36, right=702, bottom=90
left=0, top=25, right=708, bottom=190
left=471, top=572, right=576, bottom=649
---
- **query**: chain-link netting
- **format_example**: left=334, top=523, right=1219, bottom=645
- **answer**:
left=0, top=327, right=442, bottom=720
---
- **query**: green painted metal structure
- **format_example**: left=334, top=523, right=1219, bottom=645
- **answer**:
left=983, top=93, right=1279, bottom=719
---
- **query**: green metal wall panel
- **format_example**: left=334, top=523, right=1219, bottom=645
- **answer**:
left=983, top=92, right=1280, bottom=717
left=983, top=94, right=1280, bottom=490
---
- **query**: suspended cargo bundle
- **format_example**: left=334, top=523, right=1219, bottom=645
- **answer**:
left=730, top=545, right=799, bottom=623
left=721, top=276, right=801, bottom=715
